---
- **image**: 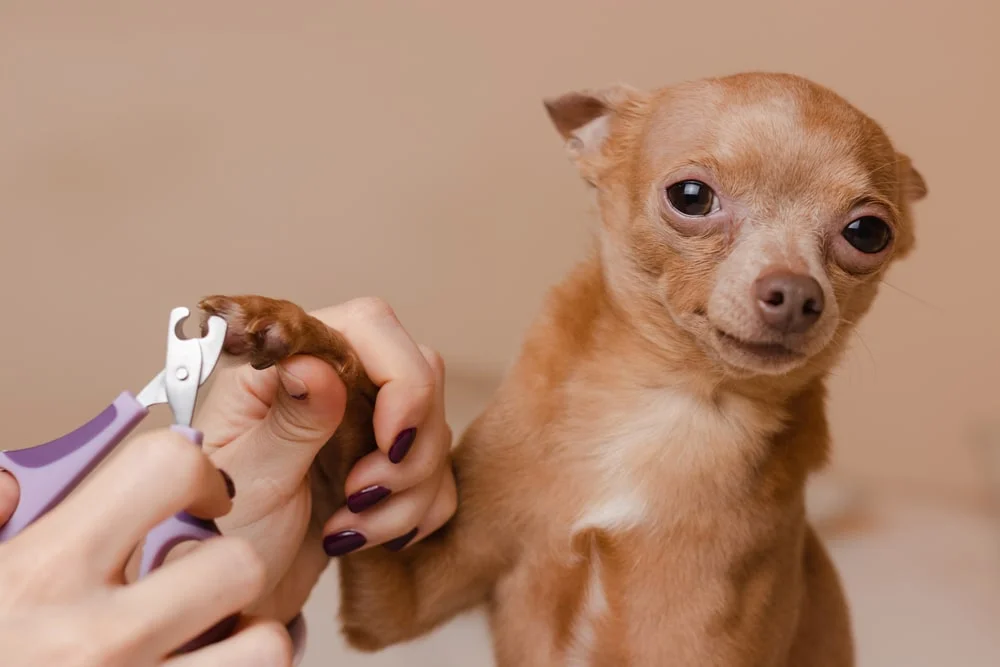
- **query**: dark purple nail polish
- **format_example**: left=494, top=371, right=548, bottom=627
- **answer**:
left=251, top=360, right=275, bottom=371
left=388, top=428, right=416, bottom=464
left=220, top=469, right=236, bottom=499
left=290, top=393, right=307, bottom=401
left=323, top=530, right=367, bottom=557
left=347, top=485, right=391, bottom=514
left=383, top=527, right=419, bottom=552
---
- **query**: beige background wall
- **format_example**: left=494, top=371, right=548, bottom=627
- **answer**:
left=1, top=0, right=997, bottom=515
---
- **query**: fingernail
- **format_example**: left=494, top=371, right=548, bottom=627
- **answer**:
left=277, top=364, right=308, bottom=400
left=388, top=428, right=416, bottom=464
left=347, top=485, right=391, bottom=514
left=251, top=360, right=275, bottom=371
left=383, top=527, right=419, bottom=552
left=220, top=469, right=236, bottom=499
left=323, top=530, right=367, bottom=557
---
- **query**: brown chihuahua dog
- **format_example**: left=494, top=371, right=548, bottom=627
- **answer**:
left=200, top=72, right=926, bottom=666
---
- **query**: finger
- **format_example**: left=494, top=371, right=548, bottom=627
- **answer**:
left=207, top=355, right=347, bottom=503
left=324, top=463, right=457, bottom=555
left=116, top=536, right=268, bottom=659
left=341, top=344, right=450, bottom=510
left=310, top=299, right=436, bottom=462
left=417, top=343, right=447, bottom=402
left=321, top=466, right=445, bottom=556
left=163, top=617, right=292, bottom=667
left=0, top=469, right=19, bottom=527
left=194, top=362, right=280, bottom=448
left=28, top=428, right=233, bottom=573
left=409, top=465, right=458, bottom=546
left=341, top=417, right=451, bottom=512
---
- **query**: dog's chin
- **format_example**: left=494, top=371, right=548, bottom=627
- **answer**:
left=705, top=328, right=812, bottom=377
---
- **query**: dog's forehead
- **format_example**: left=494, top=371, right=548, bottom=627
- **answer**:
left=639, top=77, right=898, bottom=207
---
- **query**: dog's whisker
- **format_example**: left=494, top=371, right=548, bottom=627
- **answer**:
left=850, top=329, right=878, bottom=380
left=866, top=157, right=904, bottom=177
left=879, top=280, right=940, bottom=310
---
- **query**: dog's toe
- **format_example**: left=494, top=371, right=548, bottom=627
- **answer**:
left=199, top=295, right=300, bottom=367
left=246, top=318, right=293, bottom=369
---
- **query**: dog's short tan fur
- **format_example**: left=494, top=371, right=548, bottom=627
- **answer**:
left=201, top=72, right=926, bottom=666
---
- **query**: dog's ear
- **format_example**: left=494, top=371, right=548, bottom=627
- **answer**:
left=543, top=84, right=645, bottom=184
left=891, top=153, right=925, bottom=259
left=897, top=152, right=927, bottom=202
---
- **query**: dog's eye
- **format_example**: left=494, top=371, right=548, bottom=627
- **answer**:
left=841, top=216, right=892, bottom=254
left=665, top=180, right=719, bottom=217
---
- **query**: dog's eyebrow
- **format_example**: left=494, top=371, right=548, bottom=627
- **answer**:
left=660, top=156, right=725, bottom=184
left=667, top=155, right=752, bottom=198
left=680, top=155, right=723, bottom=173
left=847, top=195, right=900, bottom=222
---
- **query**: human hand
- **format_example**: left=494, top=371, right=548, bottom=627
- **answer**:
left=194, top=297, right=456, bottom=623
left=0, top=428, right=291, bottom=667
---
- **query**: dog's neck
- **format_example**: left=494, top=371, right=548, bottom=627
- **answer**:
left=514, top=250, right=832, bottom=499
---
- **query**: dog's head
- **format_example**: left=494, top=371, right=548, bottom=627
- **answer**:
left=545, top=73, right=926, bottom=382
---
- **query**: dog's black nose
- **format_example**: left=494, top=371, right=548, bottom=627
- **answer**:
left=753, top=271, right=824, bottom=334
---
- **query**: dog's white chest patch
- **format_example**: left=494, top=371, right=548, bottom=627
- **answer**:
left=572, top=490, right=649, bottom=535
left=574, top=386, right=774, bottom=497
left=561, top=387, right=775, bottom=665
left=564, top=539, right=609, bottom=667
left=565, top=497, right=639, bottom=666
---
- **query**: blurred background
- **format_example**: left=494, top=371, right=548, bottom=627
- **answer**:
left=1, top=1, right=997, bottom=665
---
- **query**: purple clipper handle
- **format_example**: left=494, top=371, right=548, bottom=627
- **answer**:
left=139, top=424, right=237, bottom=654
left=137, top=425, right=221, bottom=575
left=0, top=391, right=148, bottom=542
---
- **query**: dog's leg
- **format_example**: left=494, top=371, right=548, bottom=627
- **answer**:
left=336, top=419, right=515, bottom=650
left=199, top=295, right=512, bottom=651
left=338, top=500, right=503, bottom=647
left=785, top=527, right=854, bottom=667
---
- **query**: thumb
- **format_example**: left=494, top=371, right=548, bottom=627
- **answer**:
left=266, top=355, right=347, bottom=450
left=210, top=355, right=347, bottom=495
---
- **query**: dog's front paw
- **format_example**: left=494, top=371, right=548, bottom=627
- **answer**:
left=199, top=295, right=375, bottom=402
left=199, top=295, right=311, bottom=370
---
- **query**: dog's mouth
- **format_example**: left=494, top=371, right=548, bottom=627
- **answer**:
left=712, top=329, right=804, bottom=364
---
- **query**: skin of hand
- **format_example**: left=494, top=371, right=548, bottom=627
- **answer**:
left=190, top=298, right=457, bottom=623
left=0, top=297, right=456, bottom=639
left=0, top=428, right=292, bottom=667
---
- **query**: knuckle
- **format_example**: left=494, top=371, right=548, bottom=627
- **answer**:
left=251, top=621, right=294, bottom=665
left=418, top=344, right=446, bottom=378
left=430, top=477, right=458, bottom=527
left=397, top=512, right=425, bottom=539
left=347, top=296, right=397, bottom=324
left=268, top=403, right=334, bottom=444
left=409, top=451, right=441, bottom=485
left=138, top=431, right=203, bottom=487
left=222, top=537, right=268, bottom=594
left=410, top=376, right=436, bottom=406
left=91, top=610, right=143, bottom=666
left=0, top=549, right=61, bottom=596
